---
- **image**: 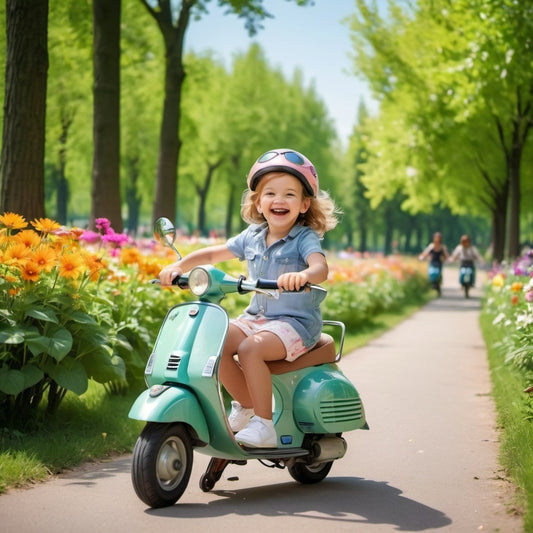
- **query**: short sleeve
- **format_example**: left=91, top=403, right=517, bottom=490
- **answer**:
left=298, top=227, right=324, bottom=262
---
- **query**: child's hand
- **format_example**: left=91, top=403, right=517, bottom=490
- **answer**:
left=277, top=271, right=309, bottom=292
left=159, top=262, right=183, bottom=286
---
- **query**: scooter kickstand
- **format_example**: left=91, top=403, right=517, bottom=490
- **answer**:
left=200, top=457, right=231, bottom=492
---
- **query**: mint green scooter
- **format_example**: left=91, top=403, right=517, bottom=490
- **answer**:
left=129, top=218, right=368, bottom=508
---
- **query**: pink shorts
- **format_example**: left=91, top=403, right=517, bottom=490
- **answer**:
left=231, top=314, right=310, bottom=362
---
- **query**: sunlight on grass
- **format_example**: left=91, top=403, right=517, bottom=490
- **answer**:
left=0, top=450, right=50, bottom=491
left=481, top=310, right=532, bottom=528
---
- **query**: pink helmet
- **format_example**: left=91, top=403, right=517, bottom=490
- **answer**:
left=247, top=149, right=319, bottom=197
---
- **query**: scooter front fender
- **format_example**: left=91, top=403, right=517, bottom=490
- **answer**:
left=128, top=386, right=210, bottom=443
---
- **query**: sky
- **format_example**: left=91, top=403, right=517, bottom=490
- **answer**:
left=185, top=0, right=378, bottom=146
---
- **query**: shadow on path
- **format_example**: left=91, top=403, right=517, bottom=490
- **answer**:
left=146, top=476, right=452, bottom=531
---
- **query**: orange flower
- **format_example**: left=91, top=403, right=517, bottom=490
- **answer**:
left=59, top=253, right=84, bottom=279
left=0, top=212, right=27, bottom=230
left=32, top=245, right=57, bottom=273
left=511, top=294, right=519, bottom=305
left=511, top=282, right=523, bottom=292
left=4, top=242, right=31, bottom=264
left=20, top=261, right=42, bottom=282
left=31, top=217, right=61, bottom=234
left=120, top=247, right=141, bottom=265
left=83, top=253, right=107, bottom=281
left=14, top=229, right=41, bottom=249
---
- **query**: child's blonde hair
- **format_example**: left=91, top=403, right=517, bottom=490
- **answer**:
left=240, top=172, right=340, bottom=237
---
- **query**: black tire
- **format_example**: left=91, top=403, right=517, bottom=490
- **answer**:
left=131, top=422, right=193, bottom=508
left=288, top=460, right=333, bottom=484
left=464, top=284, right=470, bottom=298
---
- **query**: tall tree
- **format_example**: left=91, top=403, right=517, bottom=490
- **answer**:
left=138, top=0, right=314, bottom=224
left=91, top=0, right=122, bottom=231
left=349, top=0, right=533, bottom=259
left=0, top=0, right=48, bottom=219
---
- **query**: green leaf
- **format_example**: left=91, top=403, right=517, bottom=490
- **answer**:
left=43, top=358, right=88, bottom=395
left=21, top=364, right=44, bottom=390
left=69, top=311, right=98, bottom=325
left=26, top=307, right=59, bottom=324
left=0, top=327, right=25, bottom=344
left=82, top=348, right=126, bottom=383
left=0, top=367, right=25, bottom=394
left=26, top=327, right=73, bottom=361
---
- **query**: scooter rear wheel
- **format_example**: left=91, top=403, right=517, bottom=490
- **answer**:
left=131, top=422, right=193, bottom=508
left=288, top=460, right=333, bottom=484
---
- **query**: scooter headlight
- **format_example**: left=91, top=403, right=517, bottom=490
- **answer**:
left=188, top=267, right=210, bottom=296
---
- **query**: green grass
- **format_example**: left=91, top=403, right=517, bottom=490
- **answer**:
left=0, top=299, right=429, bottom=494
left=0, top=384, right=144, bottom=493
left=480, top=310, right=533, bottom=529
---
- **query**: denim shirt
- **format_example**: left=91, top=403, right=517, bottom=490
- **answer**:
left=226, top=223, right=326, bottom=348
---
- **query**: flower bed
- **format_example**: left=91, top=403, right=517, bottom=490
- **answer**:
left=484, top=251, right=533, bottom=378
left=0, top=213, right=430, bottom=425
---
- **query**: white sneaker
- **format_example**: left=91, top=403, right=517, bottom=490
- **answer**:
left=228, top=401, right=254, bottom=432
left=234, top=416, right=277, bottom=448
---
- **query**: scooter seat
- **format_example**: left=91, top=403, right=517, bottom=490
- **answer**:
left=267, top=333, right=337, bottom=375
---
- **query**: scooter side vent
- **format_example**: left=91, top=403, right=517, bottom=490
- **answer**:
left=166, top=351, right=183, bottom=371
left=320, top=398, right=363, bottom=422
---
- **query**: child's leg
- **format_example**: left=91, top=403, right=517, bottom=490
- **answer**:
left=218, top=324, right=251, bottom=407
left=237, top=332, right=286, bottom=420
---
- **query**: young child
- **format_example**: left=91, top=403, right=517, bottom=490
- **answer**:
left=159, top=149, right=339, bottom=448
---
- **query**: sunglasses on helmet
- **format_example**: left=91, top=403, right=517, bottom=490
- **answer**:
left=257, top=150, right=305, bottom=165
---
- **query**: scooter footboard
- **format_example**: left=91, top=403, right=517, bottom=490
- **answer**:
left=293, top=368, right=367, bottom=433
left=129, top=386, right=210, bottom=443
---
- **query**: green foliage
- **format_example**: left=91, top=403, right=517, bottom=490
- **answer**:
left=348, top=0, right=533, bottom=256
left=323, top=258, right=430, bottom=329
left=0, top=214, right=184, bottom=426
left=481, top=252, right=533, bottom=526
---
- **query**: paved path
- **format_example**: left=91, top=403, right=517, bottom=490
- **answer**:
left=0, top=270, right=524, bottom=532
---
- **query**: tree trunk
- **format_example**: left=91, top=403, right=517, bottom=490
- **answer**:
left=225, top=184, right=236, bottom=239
left=90, top=0, right=122, bottom=232
left=0, top=0, right=48, bottom=220
left=143, top=1, right=193, bottom=223
left=196, top=160, right=222, bottom=236
left=56, top=111, right=73, bottom=224
left=125, top=155, right=141, bottom=235
left=491, top=188, right=508, bottom=264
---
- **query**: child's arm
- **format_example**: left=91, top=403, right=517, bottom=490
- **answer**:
left=159, top=244, right=236, bottom=286
left=277, top=252, right=328, bottom=291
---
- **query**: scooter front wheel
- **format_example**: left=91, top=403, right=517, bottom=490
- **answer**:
left=131, top=422, right=193, bottom=508
left=288, top=460, right=333, bottom=484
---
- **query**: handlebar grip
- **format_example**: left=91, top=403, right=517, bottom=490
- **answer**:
left=255, top=278, right=309, bottom=292
left=171, top=275, right=189, bottom=289
left=255, top=278, right=279, bottom=290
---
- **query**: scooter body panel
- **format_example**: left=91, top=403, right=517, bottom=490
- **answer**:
left=459, top=265, right=475, bottom=286
left=428, top=264, right=441, bottom=282
left=292, top=366, right=366, bottom=433
left=128, top=386, right=210, bottom=443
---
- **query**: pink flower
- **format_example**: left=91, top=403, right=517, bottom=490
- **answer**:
left=79, top=230, right=101, bottom=244
left=526, top=291, right=533, bottom=302
left=102, top=231, right=130, bottom=247
left=95, top=218, right=112, bottom=235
